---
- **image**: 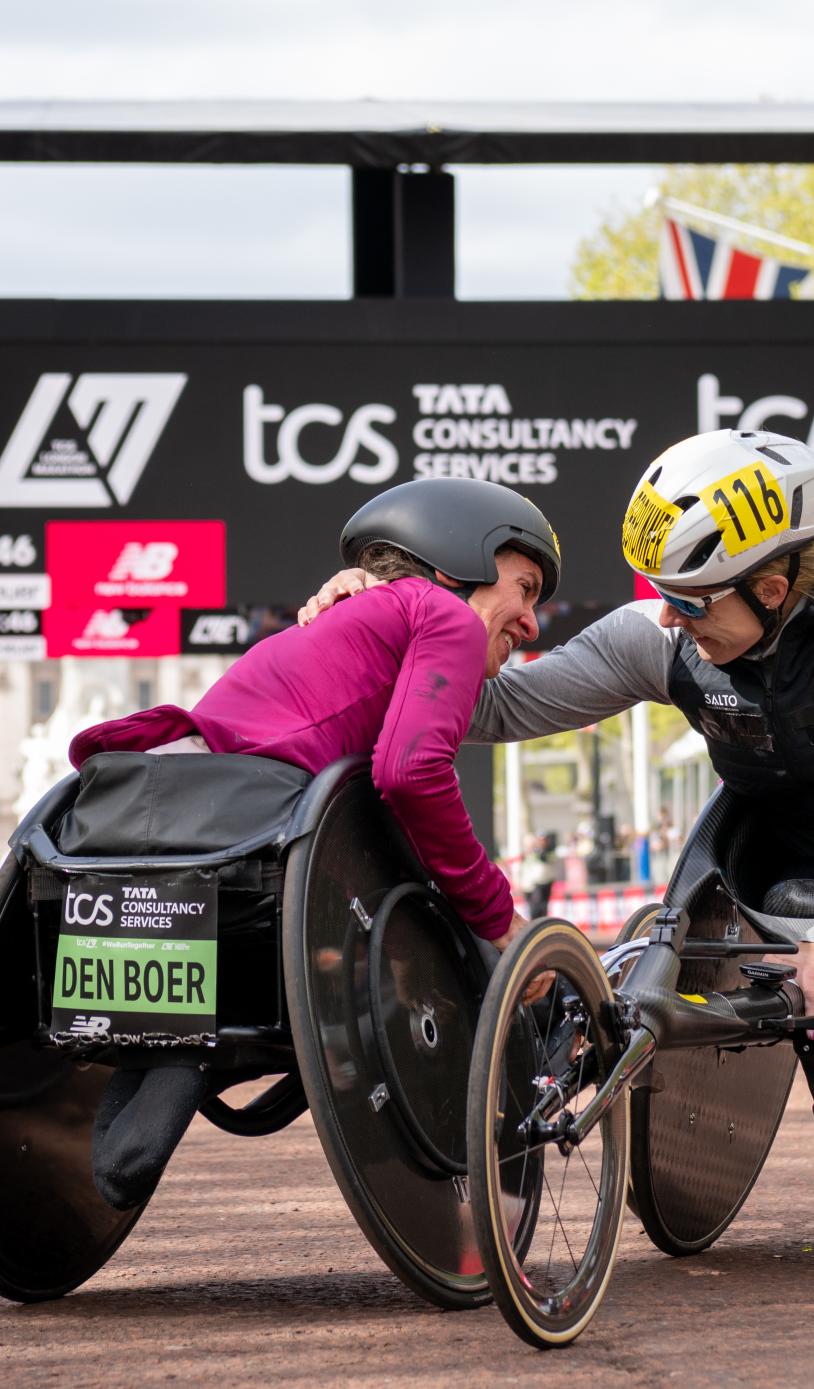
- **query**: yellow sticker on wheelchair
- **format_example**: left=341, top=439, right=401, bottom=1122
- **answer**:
left=622, top=481, right=682, bottom=575
left=679, top=993, right=708, bottom=1005
left=698, top=462, right=789, bottom=557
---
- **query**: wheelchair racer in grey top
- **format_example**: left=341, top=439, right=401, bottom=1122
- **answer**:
left=301, top=428, right=814, bottom=1032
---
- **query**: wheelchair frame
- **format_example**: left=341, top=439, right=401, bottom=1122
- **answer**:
left=467, top=784, right=812, bottom=1349
left=0, top=755, right=539, bottom=1311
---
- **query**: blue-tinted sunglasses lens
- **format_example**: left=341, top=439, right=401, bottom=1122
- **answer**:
left=655, top=588, right=706, bottom=618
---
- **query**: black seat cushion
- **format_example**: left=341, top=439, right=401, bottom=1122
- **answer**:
left=57, top=752, right=311, bottom=856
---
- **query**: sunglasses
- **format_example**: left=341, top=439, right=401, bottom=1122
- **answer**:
left=654, top=584, right=735, bottom=619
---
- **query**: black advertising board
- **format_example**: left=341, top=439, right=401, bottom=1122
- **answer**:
left=2, top=300, right=814, bottom=616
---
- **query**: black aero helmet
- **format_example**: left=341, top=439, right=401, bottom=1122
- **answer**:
left=340, top=477, right=560, bottom=600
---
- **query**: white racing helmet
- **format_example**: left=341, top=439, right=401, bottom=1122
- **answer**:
left=622, top=428, right=814, bottom=590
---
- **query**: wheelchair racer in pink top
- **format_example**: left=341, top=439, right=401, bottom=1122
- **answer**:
left=69, top=478, right=562, bottom=1211
left=72, top=477, right=561, bottom=955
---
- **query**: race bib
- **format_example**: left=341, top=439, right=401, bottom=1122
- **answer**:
left=698, top=462, right=789, bottom=558
left=51, top=870, right=217, bottom=1045
left=622, top=480, right=682, bottom=576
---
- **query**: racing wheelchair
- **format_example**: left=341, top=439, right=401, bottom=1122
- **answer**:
left=0, top=752, right=541, bottom=1308
left=465, top=783, right=814, bottom=1348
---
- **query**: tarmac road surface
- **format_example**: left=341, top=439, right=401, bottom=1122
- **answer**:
left=3, top=1074, right=813, bottom=1389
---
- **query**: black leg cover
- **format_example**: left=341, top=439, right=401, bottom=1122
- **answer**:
left=92, top=1067, right=209, bottom=1210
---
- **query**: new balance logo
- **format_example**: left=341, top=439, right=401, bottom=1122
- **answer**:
left=82, top=610, right=130, bottom=640
left=72, top=610, right=141, bottom=651
left=68, top=1014, right=111, bottom=1038
left=0, top=373, right=187, bottom=507
left=108, top=542, right=179, bottom=582
left=95, top=541, right=187, bottom=597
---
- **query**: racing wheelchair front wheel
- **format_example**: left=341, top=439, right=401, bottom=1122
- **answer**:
left=467, top=921, right=630, bottom=1349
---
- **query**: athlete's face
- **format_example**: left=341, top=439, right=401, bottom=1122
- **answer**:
left=466, top=550, right=542, bottom=678
left=657, top=575, right=788, bottom=664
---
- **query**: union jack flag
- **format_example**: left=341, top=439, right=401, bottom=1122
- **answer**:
left=659, top=216, right=812, bottom=300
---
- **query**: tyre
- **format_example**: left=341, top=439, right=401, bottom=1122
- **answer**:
left=467, top=920, right=629, bottom=1348
left=614, top=902, right=663, bottom=949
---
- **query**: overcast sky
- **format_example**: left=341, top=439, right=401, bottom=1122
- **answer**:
left=1, top=1, right=812, bottom=298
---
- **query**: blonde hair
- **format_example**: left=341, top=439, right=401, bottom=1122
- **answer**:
left=751, top=537, right=814, bottom=601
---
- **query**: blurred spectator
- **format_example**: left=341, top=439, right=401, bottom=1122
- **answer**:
left=650, top=805, right=681, bottom=884
left=518, top=832, right=559, bottom=919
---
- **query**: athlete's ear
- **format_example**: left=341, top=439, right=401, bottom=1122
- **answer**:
left=434, top=570, right=462, bottom=589
left=753, top=574, right=789, bottom=610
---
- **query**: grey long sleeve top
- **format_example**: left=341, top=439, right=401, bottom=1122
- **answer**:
left=468, top=600, right=679, bottom=744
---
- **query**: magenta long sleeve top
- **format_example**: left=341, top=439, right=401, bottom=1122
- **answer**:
left=69, top=579, right=513, bottom=941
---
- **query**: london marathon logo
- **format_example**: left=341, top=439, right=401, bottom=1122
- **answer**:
left=0, top=373, right=187, bottom=507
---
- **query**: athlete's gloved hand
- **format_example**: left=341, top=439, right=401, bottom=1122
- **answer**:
left=493, top=910, right=555, bottom=1004
left=297, top=568, right=383, bottom=627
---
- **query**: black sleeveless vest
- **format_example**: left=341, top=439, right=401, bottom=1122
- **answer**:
left=668, top=605, right=814, bottom=796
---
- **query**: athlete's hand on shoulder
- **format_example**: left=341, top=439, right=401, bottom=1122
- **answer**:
left=297, top=568, right=384, bottom=627
left=493, top=910, right=555, bottom=1004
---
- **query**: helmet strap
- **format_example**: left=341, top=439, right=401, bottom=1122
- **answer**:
left=735, top=552, right=801, bottom=652
left=429, top=573, right=478, bottom=605
left=735, top=579, right=777, bottom=636
left=787, top=550, right=801, bottom=592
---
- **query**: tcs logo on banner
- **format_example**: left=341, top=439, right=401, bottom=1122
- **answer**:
left=699, top=373, right=814, bottom=443
left=243, top=385, right=398, bottom=485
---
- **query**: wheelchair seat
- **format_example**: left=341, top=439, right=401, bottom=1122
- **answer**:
left=54, top=751, right=312, bottom=856
left=664, top=783, right=814, bottom=946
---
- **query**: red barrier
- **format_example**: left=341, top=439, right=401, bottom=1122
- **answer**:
left=547, top=880, right=667, bottom=944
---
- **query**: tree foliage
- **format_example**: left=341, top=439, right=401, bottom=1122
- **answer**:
left=570, top=164, right=814, bottom=299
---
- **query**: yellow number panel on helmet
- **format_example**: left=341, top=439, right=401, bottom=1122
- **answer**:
left=698, top=462, right=789, bottom=558
left=622, top=480, right=682, bottom=575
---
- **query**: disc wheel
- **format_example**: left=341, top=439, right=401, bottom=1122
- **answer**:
left=282, top=769, right=541, bottom=1310
left=624, top=889, right=798, bottom=1256
left=468, top=920, right=629, bottom=1348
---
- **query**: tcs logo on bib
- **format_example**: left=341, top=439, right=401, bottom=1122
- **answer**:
left=64, top=888, right=114, bottom=928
